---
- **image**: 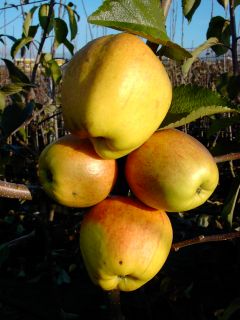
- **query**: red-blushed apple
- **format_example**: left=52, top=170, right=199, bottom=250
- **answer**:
left=79, top=196, right=173, bottom=291
left=125, top=129, right=219, bottom=212
left=38, top=134, right=118, bottom=208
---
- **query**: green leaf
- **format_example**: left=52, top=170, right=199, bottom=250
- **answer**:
left=65, top=4, right=78, bottom=40
left=0, top=34, right=17, bottom=42
left=217, top=0, right=229, bottom=9
left=88, top=0, right=171, bottom=45
left=10, top=36, right=33, bottom=59
left=182, top=37, right=219, bottom=77
left=160, top=85, right=239, bottom=129
left=216, top=72, right=240, bottom=100
left=207, top=114, right=240, bottom=137
left=53, top=18, right=68, bottom=48
left=235, top=0, right=240, bottom=7
left=23, top=6, right=38, bottom=37
left=206, top=16, right=231, bottom=56
left=1, top=101, right=34, bottom=138
left=0, top=244, right=10, bottom=267
left=2, top=59, right=30, bottom=84
left=219, top=297, right=240, bottom=320
left=221, top=176, right=240, bottom=228
left=38, top=3, right=54, bottom=34
left=0, top=83, right=26, bottom=96
left=158, top=42, right=192, bottom=61
left=27, top=25, right=39, bottom=39
left=63, top=38, right=74, bottom=55
left=182, top=0, right=201, bottom=22
left=48, top=60, right=62, bottom=84
left=0, top=92, right=6, bottom=111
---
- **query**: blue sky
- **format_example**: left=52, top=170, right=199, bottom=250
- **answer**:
left=0, top=0, right=239, bottom=58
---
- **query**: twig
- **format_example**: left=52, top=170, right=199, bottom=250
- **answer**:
left=3, top=230, right=36, bottom=249
left=229, top=0, right=239, bottom=75
left=0, top=180, right=40, bottom=201
left=31, top=0, right=55, bottom=84
left=8, top=100, right=51, bottom=139
left=37, top=110, right=62, bottom=126
left=171, top=231, right=240, bottom=252
left=214, top=152, right=240, bottom=163
left=0, top=0, right=48, bottom=11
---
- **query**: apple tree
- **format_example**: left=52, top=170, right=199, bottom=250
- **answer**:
left=0, top=0, right=240, bottom=319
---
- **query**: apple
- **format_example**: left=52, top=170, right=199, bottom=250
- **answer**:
left=38, top=134, right=117, bottom=208
left=61, top=32, right=172, bottom=159
left=125, top=129, right=219, bottom=212
left=79, top=196, right=173, bottom=291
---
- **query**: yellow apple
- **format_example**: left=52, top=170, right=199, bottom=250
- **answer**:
left=125, top=129, right=219, bottom=212
left=38, top=134, right=117, bottom=208
left=61, top=32, right=172, bottom=159
left=79, top=196, right=173, bottom=291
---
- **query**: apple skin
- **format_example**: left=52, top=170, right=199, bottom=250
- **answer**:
left=125, top=129, right=219, bottom=212
left=61, top=32, right=172, bottom=159
left=79, top=196, right=173, bottom=292
left=38, top=134, right=117, bottom=208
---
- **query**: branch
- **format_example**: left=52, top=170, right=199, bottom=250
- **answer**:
left=4, top=99, right=52, bottom=141
left=3, top=230, right=36, bottom=249
left=31, top=0, right=55, bottom=84
left=229, top=0, right=239, bottom=75
left=214, top=152, right=240, bottom=163
left=0, top=0, right=48, bottom=11
left=0, top=180, right=40, bottom=201
left=171, top=231, right=240, bottom=252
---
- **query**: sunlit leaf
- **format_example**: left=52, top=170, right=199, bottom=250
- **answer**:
left=1, top=83, right=25, bottom=95
left=182, top=37, right=219, bottom=77
left=23, top=6, right=38, bottom=37
left=217, top=0, right=229, bottom=9
left=160, top=85, right=239, bottom=128
left=88, top=0, right=170, bottom=45
left=38, top=3, right=54, bottom=34
left=10, top=36, right=33, bottom=59
left=0, top=92, right=6, bottom=111
left=65, top=5, right=78, bottom=40
left=182, top=0, right=201, bottom=22
left=48, top=60, right=62, bottom=84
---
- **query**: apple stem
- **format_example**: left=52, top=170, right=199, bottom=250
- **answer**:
left=107, top=289, right=125, bottom=320
left=171, top=231, right=240, bottom=252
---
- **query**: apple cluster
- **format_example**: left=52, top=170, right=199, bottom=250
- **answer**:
left=38, top=33, right=219, bottom=292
